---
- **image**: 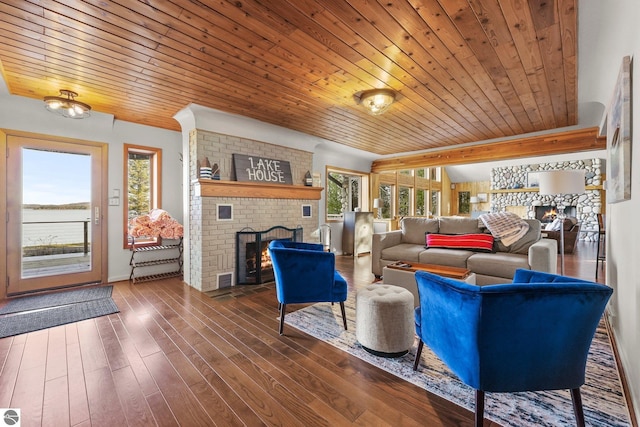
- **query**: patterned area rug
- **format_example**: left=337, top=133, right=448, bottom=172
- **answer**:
left=285, top=292, right=630, bottom=427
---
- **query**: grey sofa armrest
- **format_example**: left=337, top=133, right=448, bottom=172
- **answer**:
left=371, top=230, right=403, bottom=277
left=528, top=238, right=558, bottom=274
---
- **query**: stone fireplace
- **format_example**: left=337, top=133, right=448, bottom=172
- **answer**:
left=490, top=159, right=604, bottom=241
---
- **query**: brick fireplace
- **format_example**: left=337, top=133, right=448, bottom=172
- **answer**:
left=188, top=129, right=321, bottom=292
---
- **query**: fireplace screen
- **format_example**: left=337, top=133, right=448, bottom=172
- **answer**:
left=236, top=226, right=303, bottom=285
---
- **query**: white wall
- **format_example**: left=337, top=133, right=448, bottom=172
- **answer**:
left=0, top=90, right=183, bottom=282
left=579, top=0, right=640, bottom=421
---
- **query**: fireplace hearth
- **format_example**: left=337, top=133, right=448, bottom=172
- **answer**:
left=236, top=226, right=303, bottom=285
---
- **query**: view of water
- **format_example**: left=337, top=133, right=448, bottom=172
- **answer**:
left=22, top=209, right=91, bottom=246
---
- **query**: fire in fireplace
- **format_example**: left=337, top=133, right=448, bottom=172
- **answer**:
left=236, top=226, right=303, bottom=285
left=245, top=240, right=276, bottom=282
left=535, top=206, right=577, bottom=223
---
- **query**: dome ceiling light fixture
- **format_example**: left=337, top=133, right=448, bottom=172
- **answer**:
left=44, top=89, right=91, bottom=119
left=356, top=88, right=396, bottom=115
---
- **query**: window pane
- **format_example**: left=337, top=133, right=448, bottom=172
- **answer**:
left=327, top=172, right=344, bottom=217
left=326, top=170, right=363, bottom=219
left=379, top=184, right=393, bottom=219
left=431, top=190, right=440, bottom=216
left=399, top=186, right=411, bottom=216
left=128, top=152, right=152, bottom=220
left=459, top=191, right=471, bottom=214
left=350, top=177, right=360, bottom=211
left=430, top=167, right=440, bottom=181
left=416, top=189, right=427, bottom=216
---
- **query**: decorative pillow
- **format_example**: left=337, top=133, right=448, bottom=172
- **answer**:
left=425, top=233, right=494, bottom=252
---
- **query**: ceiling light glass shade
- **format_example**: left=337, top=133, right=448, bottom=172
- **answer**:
left=359, top=89, right=396, bottom=115
left=44, top=89, right=91, bottom=119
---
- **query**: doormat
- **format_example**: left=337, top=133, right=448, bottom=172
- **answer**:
left=285, top=292, right=631, bottom=427
left=0, top=285, right=113, bottom=315
left=0, top=286, right=119, bottom=339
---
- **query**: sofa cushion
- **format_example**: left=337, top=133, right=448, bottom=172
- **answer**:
left=425, top=233, right=494, bottom=252
left=419, top=248, right=474, bottom=268
left=381, top=243, right=426, bottom=263
left=467, top=252, right=531, bottom=279
left=438, top=216, right=484, bottom=234
left=401, top=217, right=439, bottom=245
left=493, top=219, right=541, bottom=254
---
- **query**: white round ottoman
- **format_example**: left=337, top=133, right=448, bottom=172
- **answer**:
left=356, top=284, right=415, bottom=357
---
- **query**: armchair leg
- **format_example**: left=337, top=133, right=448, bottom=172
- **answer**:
left=279, top=303, right=286, bottom=335
left=413, top=340, right=424, bottom=371
left=570, top=388, right=586, bottom=427
left=475, top=390, right=485, bottom=427
left=339, top=301, right=347, bottom=330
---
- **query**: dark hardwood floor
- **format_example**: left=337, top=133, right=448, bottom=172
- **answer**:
left=0, top=242, right=605, bottom=426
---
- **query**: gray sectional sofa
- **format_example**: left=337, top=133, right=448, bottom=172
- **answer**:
left=372, top=216, right=557, bottom=285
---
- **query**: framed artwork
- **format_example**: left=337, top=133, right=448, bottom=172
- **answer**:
left=302, top=204, right=312, bottom=218
left=607, top=56, right=632, bottom=203
left=477, top=193, right=488, bottom=202
left=217, top=203, right=233, bottom=221
left=527, top=172, right=540, bottom=188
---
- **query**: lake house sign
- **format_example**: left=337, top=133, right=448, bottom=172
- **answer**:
left=232, top=154, right=293, bottom=185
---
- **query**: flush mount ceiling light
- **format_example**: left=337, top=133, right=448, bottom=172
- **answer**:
left=356, top=89, right=396, bottom=115
left=44, top=89, right=91, bottom=119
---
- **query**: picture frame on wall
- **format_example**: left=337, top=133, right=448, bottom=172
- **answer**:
left=527, top=172, right=540, bottom=188
left=606, top=55, right=632, bottom=203
left=301, top=204, right=312, bottom=218
left=217, top=203, right=233, bottom=221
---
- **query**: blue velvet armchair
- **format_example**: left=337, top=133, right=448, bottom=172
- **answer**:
left=413, top=269, right=613, bottom=427
left=268, top=240, right=348, bottom=336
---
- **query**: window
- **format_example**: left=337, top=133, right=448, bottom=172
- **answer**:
left=326, top=167, right=367, bottom=220
left=124, top=144, right=162, bottom=247
left=375, top=166, right=442, bottom=218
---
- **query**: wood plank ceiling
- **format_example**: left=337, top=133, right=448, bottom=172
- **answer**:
left=0, top=0, right=577, bottom=156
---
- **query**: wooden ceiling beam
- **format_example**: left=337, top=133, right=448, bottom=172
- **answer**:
left=370, top=127, right=605, bottom=172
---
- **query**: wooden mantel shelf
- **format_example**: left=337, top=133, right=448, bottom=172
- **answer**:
left=194, top=179, right=323, bottom=200
left=490, top=185, right=603, bottom=194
